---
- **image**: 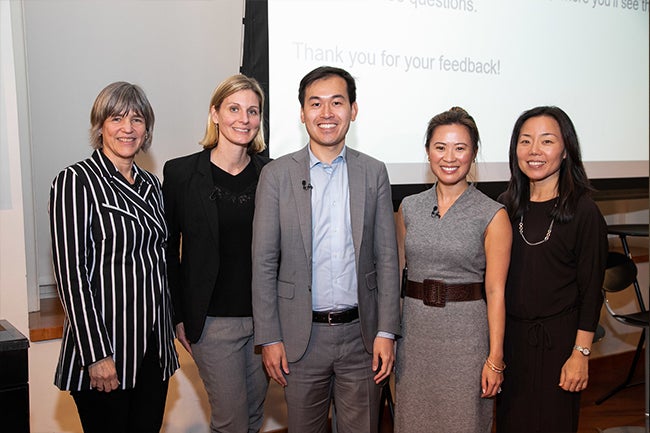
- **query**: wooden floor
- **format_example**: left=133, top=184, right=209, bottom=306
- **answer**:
left=573, top=350, right=646, bottom=433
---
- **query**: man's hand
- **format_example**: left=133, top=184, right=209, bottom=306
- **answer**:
left=262, top=342, right=290, bottom=387
left=372, top=336, right=395, bottom=385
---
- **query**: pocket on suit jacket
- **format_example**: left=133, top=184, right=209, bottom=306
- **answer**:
left=277, top=280, right=295, bottom=299
left=364, top=271, right=378, bottom=290
left=93, top=202, right=140, bottom=242
left=100, top=203, right=139, bottom=221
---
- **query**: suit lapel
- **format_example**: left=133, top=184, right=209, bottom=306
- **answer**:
left=290, top=147, right=313, bottom=262
left=346, top=148, right=366, bottom=267
left=195, top=149, right=221, bottom=246
left=94, top=151, right=164, bottom=232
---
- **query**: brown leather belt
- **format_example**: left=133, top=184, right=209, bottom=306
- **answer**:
left=405, top=279, right=484, bottom=308
left=312, top=307, right=359, bottom=325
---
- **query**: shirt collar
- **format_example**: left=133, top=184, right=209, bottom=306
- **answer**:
left=308, top=145, right=347, bottom=168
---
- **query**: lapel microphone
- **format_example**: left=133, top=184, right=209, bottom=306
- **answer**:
left=431, top=205, right=440, bottom=219
left=302, top=180, right=313, bottom=190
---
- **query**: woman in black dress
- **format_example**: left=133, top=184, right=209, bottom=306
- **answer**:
left=496, top=106, right=608, bottom=433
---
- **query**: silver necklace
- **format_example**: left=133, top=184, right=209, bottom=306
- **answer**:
left=518, top=213, right=555, bottom=246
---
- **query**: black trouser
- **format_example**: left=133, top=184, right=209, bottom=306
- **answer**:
left=71, top=335, right=169, bottom=433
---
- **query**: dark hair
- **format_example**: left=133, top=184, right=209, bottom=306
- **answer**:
left=500, top=106, right=593, bottom=223
left=424, top=106, right=480, bottom=155
left=90, top=81, right=154, bottom=151
left=298, top=66, right=357, bottom=107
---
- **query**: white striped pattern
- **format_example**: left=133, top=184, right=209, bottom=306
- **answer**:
left=49, top=150, right=178, bottom=390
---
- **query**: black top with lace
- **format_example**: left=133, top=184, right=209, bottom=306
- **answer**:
left=207, top=160, right=258, bottom=317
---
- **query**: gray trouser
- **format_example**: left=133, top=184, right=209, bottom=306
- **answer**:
left=192, top=316, right=269, bottom=433
left=284, top=320, right=381, bottom=433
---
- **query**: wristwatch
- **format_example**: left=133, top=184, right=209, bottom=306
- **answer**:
left=573, top=345, right=591, bottom=356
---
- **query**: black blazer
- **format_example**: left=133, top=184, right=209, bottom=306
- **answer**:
left=49, top=150, right=179, bottom=390
left=163, top=149, right=270, bottom=343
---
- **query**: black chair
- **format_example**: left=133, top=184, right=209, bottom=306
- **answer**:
left=378, top=380, right=394, bottom=432
left=596, top=225, right=648, bottom=407
left=597, top=251, right=650, bottom=433
left=593, top=323, right=606, bottom=343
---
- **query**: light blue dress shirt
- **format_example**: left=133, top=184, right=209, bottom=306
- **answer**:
left=308, top=146, right=358, bottom=312
left=307, top=146, right=394, bottom=341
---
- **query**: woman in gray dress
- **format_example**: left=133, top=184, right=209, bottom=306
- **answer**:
left=394, top=107, right=511, bottom=433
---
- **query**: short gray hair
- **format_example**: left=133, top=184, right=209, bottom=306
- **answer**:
left=89, top=82, right=155, bottom=151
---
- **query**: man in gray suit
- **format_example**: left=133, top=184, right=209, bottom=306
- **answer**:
left=252, top=66, right=401, bottom=433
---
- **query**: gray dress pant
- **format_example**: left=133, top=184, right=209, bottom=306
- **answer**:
left=284, top=319, right=381, bottom=433
left=193, top=316, right=269, bottom=433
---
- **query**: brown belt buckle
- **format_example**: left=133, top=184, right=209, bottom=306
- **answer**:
left=422, top=279, right=446, bottom=307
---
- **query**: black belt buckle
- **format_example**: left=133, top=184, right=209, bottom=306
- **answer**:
left=422, top=279, right=446, bottom=307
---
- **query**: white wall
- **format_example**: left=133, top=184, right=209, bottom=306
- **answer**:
left=0, top=0, right=29, bottom=334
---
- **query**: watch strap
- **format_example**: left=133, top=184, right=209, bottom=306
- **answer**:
left=573, top=345, right=591, bottom=356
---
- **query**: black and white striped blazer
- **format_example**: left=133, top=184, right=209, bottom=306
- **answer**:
left=49, top=150, right=179, bottom=391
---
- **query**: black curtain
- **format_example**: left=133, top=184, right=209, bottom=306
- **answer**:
left=241, top=0, right=270, bottom=156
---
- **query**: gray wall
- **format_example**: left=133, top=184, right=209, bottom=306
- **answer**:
left=22, top=0, right=245, bottom=291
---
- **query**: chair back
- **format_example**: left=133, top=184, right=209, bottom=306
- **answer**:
left=603, top=251, right=637, bottom=293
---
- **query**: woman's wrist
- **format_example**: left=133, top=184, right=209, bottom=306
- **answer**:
left=485, top=357, right=506, bottom=374
left=487, top=351, right=504, bottom=363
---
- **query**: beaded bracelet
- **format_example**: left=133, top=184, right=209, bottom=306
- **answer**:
left=485, top=358, right=506, bottom=374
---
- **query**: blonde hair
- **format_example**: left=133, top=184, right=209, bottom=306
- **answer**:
left=199, top=74, right=266, bottom=154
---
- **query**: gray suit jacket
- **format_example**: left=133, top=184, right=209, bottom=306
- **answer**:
left=252, top=145, right=400, bottom=362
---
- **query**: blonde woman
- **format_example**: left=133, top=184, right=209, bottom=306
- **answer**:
left=163, top=75, right=270, bottom=433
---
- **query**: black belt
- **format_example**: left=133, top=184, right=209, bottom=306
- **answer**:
left=312, top=307, right=359, bottom=325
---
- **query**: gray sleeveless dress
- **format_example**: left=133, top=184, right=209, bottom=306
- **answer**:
left=394, top=184, right=503, bottom=433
